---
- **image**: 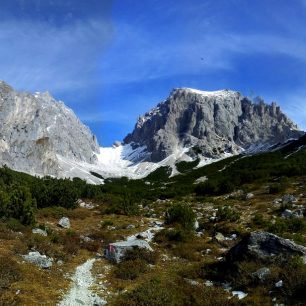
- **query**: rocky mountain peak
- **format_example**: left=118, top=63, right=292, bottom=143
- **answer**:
left=0, top=82, right=99, bottom=177
left=124, top=87, right=303, bottom=162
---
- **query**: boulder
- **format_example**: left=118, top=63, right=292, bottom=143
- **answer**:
left=22, top=251, right=53, bottom=269
left=58, top=217, right=70, bottom=229
left=281, top=209, right=293, bottom=218
left=226, top=231, right=306, bottom=263
left=292, top=209, right=304, bottom=218
left=105, top=239, right=152, bottom=263
left=282, top=209, right=304, bottom=219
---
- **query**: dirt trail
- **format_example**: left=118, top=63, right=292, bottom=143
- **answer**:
left=58, top=219, right=163, bottom=305
left=57, top=258, right=106, bottom=306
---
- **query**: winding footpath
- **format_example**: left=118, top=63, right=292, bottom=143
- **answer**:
left=57, top=219, right=163, bottom=306
left=57, top=258, right=106, bottom=306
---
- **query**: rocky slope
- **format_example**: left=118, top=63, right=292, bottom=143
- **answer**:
left=124, top=88, right=303, bottom=162
left=0, top=81, right=99, bottom=179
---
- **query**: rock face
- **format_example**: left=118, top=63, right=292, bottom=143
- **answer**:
left=0, top=81, right=99, bottom=177
left=226, top=231, right=306, bottom=262
left=124, top=88, right=303, bottom=162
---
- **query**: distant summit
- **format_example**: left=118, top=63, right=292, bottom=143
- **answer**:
left=124, top=88, right=303, bottom=162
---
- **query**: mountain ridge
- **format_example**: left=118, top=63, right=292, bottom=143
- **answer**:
left=0, top=81, right=303, bottom=182
left=124, top=87, right=303, bottom=162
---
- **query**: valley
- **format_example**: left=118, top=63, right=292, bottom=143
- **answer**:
left=0, top=138, right=305, bottom=305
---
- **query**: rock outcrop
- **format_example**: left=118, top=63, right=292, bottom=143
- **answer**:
left=226, top=231, right=306, bottom=263
left=124, top=88, right=303, bottom=162
left=0, top=81, right=99, bottom=177
left=22, top=251, right=53, bottom=269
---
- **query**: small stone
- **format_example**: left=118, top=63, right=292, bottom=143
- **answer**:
left=232, top=291, right=248, bottom=300
left=58, top=217, right=70, bottom=229
left=244, top=193, right=254, bottom=200
left=32, top=228, right=47, bottom=236
left=252, top=267, right=271, bottom=281
left=275, top=280, right=283, bottom=288
left=215, top=232, right=225, bottom=243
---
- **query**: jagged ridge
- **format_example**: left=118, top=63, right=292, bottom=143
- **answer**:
left=0, top=81, right=99, bottom=177
left=124, top=88, right=303, bottom=162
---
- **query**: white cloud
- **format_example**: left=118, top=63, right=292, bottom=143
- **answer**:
left=99, top=21, right=306, bottom=86
left=0, top=18, right=113, bottom=94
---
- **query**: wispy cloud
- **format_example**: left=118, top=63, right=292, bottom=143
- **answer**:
left=280, top=91, right=306, bottom=131
left=0, top=16, right=113, bottom=94
left=100, top=21, right=306, bottom=86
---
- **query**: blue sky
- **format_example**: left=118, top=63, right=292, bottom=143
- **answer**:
left=1, top=0, right=306, bottom=146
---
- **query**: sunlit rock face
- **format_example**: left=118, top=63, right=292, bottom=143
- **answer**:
left=0, top=81, right=99, bottom=176
left=124, top=88, right=303, bottom=162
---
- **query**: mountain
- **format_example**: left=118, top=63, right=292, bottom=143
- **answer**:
left=0, top=81, right=101, bottom=182
left=124, top=88, right=303, bottom=162
left=0, top=82, right=303, bottom=182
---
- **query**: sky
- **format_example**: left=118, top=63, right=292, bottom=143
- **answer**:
left=1, top=0, right=306, bottom=146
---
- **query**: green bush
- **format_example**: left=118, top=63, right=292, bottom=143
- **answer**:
left=122, top=247, right=158, bottom=265
left=268, top=218, right=306, bottom=235
left=216, top=206, right=240, bottom=222
left=114, top=259, right=148, bottom=280
left=5, top=218, right=26, bottom=232
left=112, top=276, right=238, bottom=306
left=176, top=159, right=200, bottom=173
left=165, top=203, right=196, bottom=231
left=0, top=185, right=36, bottom=225
left=0, top=257, right=21, bottom=289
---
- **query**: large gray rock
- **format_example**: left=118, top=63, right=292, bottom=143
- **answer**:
left=0, top=81, right=99, bottom=177
left=226, top=231, right=306, bottom=262
left=124, top=88, right=303, bottom=162
left=105, top=239, right=152, bottom=263
left=22, top=251, right=53, bottom=269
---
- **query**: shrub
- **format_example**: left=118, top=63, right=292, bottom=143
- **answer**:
left=252, top=214, right=269, bottom=228
left=36, top=206, right=68, bottom=219
left=216, top=206, right=240, bottom=222
left=0, top=257, right=21, bottom=289
left=122, top=247, right=158, bottom=265
left=5, top=218, right=26, bottom=232
left=0, top=185, right=36, bottom=225
left=165, top=203, right=196, bottom=231
left=113, top=276, right=238, bottom=306
left=280, top=257, right=306, bottom=304
left=114, top=259, right=148, bottom=280
left=269, top=183, right=283, bottom=194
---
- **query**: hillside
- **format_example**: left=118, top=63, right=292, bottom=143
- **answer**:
left=0, top=136, right=305, bottom=305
